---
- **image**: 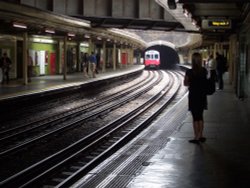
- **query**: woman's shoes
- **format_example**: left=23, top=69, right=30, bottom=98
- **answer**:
left=189, top=139, right=200, bottom=144
left=199, top=137, right=206, bottom=142
left=189, top=137, right=206, bottom=144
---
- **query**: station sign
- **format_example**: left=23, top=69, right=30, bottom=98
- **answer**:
left=202, top=19, right=231, bottom=30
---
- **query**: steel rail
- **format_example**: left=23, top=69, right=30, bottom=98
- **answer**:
left=0, top=71, right=151, bottom=138
left=0, top=71, right=181, bottom=188
left=0, top=72, right=159, bottom=157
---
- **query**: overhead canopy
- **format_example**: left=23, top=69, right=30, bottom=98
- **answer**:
left=0, top=2, right=146, bottom=48
left=178, top=0, right=250, bottom=46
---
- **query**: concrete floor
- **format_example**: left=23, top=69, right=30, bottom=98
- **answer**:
left=127, top=79, right=250, bottom=188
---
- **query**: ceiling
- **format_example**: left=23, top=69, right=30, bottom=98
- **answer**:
left=0, top=0, right=249, bottom=50
left=178, top=0, right=250, bottom=46
left=77, top=16, right=184, bottom=31
left=81, top=0, right=250, bottom=49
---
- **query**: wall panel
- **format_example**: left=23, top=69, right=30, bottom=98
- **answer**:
left=150, top=0, right=162, bottom=19
left=139, top=0, right=150, bottom=19
left=96, top=0, right=110, bottom=17
left=20, top=0, right=35, bottom=6
left=53, top=0, right=66, bottom=14
left=124, top=0, right=137, bottom=18
left=83, top=0, right=95, bottom=16
left=36, top=0, right=50, bottom=10
left=112, top=0, right=123, bottom=17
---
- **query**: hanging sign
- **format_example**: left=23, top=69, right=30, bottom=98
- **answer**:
left=202, top=19, right=231, bottom=29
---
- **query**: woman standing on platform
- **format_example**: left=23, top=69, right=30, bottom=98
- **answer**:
left=184, top=52, right=207, bottom=144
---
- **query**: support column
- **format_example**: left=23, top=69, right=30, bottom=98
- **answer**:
left=102, top=41, right=106, bottom=72
left=214, top=43, right=218, bottom=57
left=125, top=47, right=128, bottom=67
left=209, top=45, right=213, bottom=57
left=63, top=36, right=67, bottom=80
left=23, top=32, right=28, bottom=85
left=128, top=47, right=131, bottom=66
left=112, top=43, right=116, bottom=70
left=88, top=38, right=92, bottom=74
left=77, top=42, right=81, bottom=72
left=131, top=48, right=134, bottom=65
left=14, top=38, right=17, bottom=79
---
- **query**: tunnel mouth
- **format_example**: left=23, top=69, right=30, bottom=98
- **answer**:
left=145, top=45, right=179, bottom=69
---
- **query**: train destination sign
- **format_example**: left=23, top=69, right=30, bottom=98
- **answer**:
left=202, top=19, right=231, bottom=29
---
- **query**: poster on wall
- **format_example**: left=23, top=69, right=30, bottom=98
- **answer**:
left=37, top=51, right=45, bottom=75
left=29, top=49, right=36, bottom=66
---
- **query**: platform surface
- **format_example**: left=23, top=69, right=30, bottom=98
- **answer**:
left=127, top=75, right=250, bottom=188
left=2, top=68, right=249, bottom=188
left=0, top=65, right=144, bottom=101
left=71, top=73, right=250, bottom=188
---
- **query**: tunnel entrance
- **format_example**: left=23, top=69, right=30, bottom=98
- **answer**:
left=145, top=45, right=179, bottom=69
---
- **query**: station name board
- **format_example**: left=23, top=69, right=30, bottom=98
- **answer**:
left=202, top=19, right=231, bottom=29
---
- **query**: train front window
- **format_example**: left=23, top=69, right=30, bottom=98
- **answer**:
left=146, top=54, right=150, bottom=59
left=154, top=54, right=159, bottom=59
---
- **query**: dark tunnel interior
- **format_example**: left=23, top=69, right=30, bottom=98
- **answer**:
left=145, top=45, right=179, bottom=69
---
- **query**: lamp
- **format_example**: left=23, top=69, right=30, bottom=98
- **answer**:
left=68, top=33, right=75, bottom=37
left=13, top=22, right=27, bottom=29
left=84, top=34, right=90, bottom=38
left=183, top=9, right=189, bottom=18
left=45, top=29, right=55, bottom=34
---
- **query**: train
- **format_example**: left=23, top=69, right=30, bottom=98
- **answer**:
left=144, top=50, right=160, bottom=69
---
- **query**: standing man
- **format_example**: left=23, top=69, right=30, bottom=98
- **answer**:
left=27, top=51, right=33, bottom=82
left=89, top=51, right=97, bottom=78
left=216, top=52, right=225, bottom=90
left=207, top=54, right=217, bottom=80
left=0, top=52, right=12, bottom=84
left=95, top=52, right=100, bottom=74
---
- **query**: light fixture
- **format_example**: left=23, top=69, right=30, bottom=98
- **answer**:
left=68, top=33, right=75, bottom=37
left=192, top=19, right=197, bottom=26
left=45, top=29, right=55, bottom=34
left=107, top=38, right=110, bottom=42
left=84, top=34, right=90, bottom=38
left=33, top=38, right=54, bottom=44
left=80, top=42, right=89, bottom=47
left=97, top=36, right=102, bottom=40
left=13, top=22, right=27, bottom=29
left=183, top=9, right=189, bottom=18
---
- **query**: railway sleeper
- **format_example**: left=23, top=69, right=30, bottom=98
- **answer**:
left=70, top=165, right=82, bottom=170
left=51, top=178, right=65, bottom=183
left=62, top=171, right=74, bottom=176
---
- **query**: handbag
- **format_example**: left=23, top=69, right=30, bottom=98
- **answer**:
left=206, top=78, right=215, bottom=95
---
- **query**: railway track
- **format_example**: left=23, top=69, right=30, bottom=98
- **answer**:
left=0, top=70, right=186, bottom=187
left=0, top=70, right=147, bottom=127
left=0, top=71, right=154, bottom=157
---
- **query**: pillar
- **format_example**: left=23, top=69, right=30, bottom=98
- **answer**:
left=88, top=38, right=93, bottom=74
left=23, top=32, right=28, bottom=85
left=77, top=42, right=81, bottom=72
left=102, top=40, right=106, bottom=72
left=113, top=43, right=116, bottom=70
left=63, top=36, right=67, bottom=80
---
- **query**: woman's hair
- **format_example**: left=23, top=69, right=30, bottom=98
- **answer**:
left=192, top=52, right=203, bottom=74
